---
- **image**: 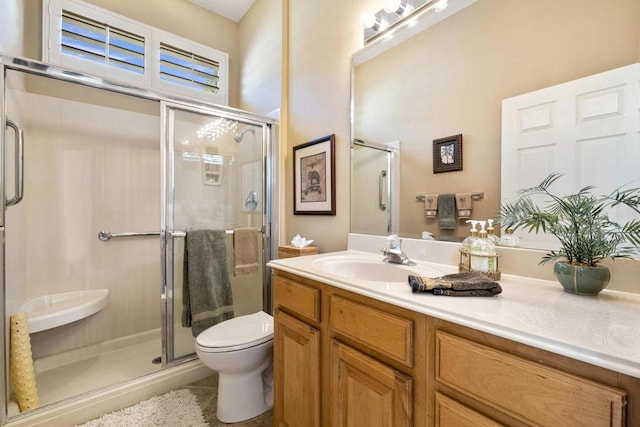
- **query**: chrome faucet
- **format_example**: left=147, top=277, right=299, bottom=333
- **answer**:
left=382, top=234, right=416, bottom=266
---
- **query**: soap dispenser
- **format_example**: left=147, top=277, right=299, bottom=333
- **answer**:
left=461, top=220, right=479, bottom=251
left=500, top=228, right=521, bottom=247
left=459, top=220, right=478, bottom=268
left=470, top=221, right=497, bottom=273
left=486, top=219, right=500, bottom=246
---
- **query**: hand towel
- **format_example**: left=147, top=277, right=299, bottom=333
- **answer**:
left=424, top=194, right=438, bottom=218
left=233, top=227, right=260, bottom=276
left=437, top=193, right=457, bottom=229
left=455, top=193, right=473, bottom=219
left=183, top=230, right=234, bottom=337
left=408, top=272, right=502, bottom=296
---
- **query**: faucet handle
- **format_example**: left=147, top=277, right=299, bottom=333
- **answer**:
left=386, top=234, right=401, bottom=248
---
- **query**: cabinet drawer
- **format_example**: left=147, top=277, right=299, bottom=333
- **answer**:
left=435, top=331, right=626, bottom=426
left=274, top=275, right=320, bottom=323
left=435, top=393, right=502, bottom=427
left=330, top=295, right=413, bottom=367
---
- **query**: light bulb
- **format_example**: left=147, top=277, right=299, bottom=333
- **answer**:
left=384, top=0, right=410, bottom=16
left=383, top=0, right=402, bottom=14
left=361, top=12, right=380, bottom=29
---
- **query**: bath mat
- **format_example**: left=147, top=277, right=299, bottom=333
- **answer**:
left=76, top=389, right=207, bottom=427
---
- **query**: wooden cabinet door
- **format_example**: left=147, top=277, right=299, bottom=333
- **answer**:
left=435, top=392, right=503, bottom=427
left=274, top=309, right=320, bottom=427
left=331, top=340, right=412, bottom=427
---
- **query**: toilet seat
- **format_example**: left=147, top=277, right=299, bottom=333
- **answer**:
left=196, top=311, right=273, bottom=353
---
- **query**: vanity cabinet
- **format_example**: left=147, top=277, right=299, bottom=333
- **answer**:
left=272, top=269, right=639, bottom=426
left=273, top=271, right=427, bottom=427
left=273, top=274, right=321, bottom=427
left=330, top=295, right=416, bottom=426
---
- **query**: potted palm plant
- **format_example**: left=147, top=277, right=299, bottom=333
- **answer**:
left=500, top=172, right=640, bottom=295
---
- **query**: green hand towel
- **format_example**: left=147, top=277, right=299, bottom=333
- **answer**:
left=183, top=230, right=234, bottom=337
left=438, top=193, right=457, bottom=230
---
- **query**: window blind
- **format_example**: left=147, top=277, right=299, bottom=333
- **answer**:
left=61, top=10, right=145, bottom=74
left=159, top=43, right=220, bottom=93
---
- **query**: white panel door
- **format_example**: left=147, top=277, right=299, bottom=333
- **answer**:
left=501, top=63, right=640, bottom=250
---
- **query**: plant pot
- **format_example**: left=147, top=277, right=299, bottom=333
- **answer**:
left=553, top=262, right=611, bottom=296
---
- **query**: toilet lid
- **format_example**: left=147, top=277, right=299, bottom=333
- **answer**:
left=196, top=311, right=273, bottom=349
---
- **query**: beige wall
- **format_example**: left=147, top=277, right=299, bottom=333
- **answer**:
left=353, top=0, right=640, bottom=241
left=238, top=0, right=282, bottom=115
left=0, top=0, right=24, bottom=57
left=284, top=0, right=379, bottom=252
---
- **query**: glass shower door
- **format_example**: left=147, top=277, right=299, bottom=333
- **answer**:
left=162, top=102, right=266, bottom=361
left=2, top=69, right=163, bottom=416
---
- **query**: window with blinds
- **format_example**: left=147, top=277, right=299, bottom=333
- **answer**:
left=45, top=0, right=229, bottom=104
left=159, top=43, right=220, bottom=93
left=61, top=10, right=145, bottom=74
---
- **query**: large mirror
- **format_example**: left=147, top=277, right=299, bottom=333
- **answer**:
left=351, top=0, right=640, bottom=247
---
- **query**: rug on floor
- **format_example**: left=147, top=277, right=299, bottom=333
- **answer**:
left=76, top=389, right=207, bottom=427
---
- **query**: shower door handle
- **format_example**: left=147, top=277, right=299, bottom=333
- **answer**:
left=6, top=119, right=24, bottom=207
left=378, top=170, right=387, bottom=211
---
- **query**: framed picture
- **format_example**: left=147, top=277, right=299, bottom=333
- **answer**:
left=433, top=134, right=463, bottom=173
left=294, top=134, right=336, bottom=215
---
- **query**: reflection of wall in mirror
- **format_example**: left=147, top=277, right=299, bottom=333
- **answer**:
left=352, top=0, right=640, bottom=243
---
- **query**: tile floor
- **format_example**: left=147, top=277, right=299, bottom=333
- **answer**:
left=179, top=374, right=273, bottom=426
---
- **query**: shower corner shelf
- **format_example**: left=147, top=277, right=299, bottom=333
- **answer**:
left=19, top=289, right=110, bottom=333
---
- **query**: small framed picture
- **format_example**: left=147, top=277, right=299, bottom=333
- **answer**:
left=433, top=134, right=463, bottom=173
left=293, top=134, right=336, bottom=215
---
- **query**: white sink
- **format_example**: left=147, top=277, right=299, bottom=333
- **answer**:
left=312, top=256, right=443, bottom=283
left=19, top=289, right=110, bottom=333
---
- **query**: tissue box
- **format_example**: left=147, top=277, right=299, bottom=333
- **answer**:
left=278, top=245, right=319, bottom=259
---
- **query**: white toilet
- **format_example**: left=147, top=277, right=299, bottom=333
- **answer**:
left=195, top=310, right=274, bottom=423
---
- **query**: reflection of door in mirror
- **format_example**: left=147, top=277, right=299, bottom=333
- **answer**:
left=502, top=63, right=640, bottom=250
left=351, top=140, right=399, bottom=235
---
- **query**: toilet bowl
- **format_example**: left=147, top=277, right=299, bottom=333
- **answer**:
left=195, top=310, right=274, bottom=423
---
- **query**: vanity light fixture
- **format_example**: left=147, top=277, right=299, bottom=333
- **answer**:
left=362, top=0, right=450, bottom=43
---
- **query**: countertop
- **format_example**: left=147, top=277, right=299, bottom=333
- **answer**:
left=267, top=250, right=640, bottom=379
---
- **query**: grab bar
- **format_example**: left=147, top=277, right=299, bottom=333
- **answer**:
left=98, top=230, right=159, bottom=241
left=6, top=119, right=24, bottom=207
left=98, top=228, right=262, bottom=241
left=378, top=170, right=387, bottom=211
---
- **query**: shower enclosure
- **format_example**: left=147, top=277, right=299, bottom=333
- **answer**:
left=350, top=139, right=399, bottom=236
left=0, top=56, right=277, bottom=425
